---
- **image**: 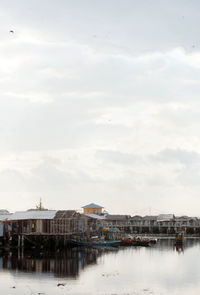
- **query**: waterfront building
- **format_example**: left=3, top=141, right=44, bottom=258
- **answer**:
left=82, top=203, right=103, bottom=215
left=4, top=210, right=89, bottom=236
left=104, top=214, right=130, bottom=228
left=0, top=211, right=12, bottom=247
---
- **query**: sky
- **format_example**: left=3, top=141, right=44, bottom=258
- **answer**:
left=0, top=0, right=200, bottom=216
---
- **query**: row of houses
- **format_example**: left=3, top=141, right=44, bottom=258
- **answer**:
left=104, top=214, right=200, bottom=234
left=0, top=203, right=200, bottom=247
left=83, top=204, right=200, bottom=233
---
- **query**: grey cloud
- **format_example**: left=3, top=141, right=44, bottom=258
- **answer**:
left=0, top=169, right=27, bottom=192
left=2, top=0, right=200, bottom=53
left=0, top=156, right=88, bottom=193
left=151, top=148, right=200, bottom=166
left=1, top=1, right=200, bottom=215
left=96, top=150, right=143, bottom=165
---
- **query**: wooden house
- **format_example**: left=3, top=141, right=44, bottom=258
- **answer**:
left=5, top=210, right=89, bottom=236
left=104, top=214, right=131, bottom=228
left=82, top=203, right=103, bottom=215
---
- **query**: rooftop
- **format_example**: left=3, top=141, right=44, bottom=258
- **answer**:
left=157, top=214, right=175, bottom=222
left=143, top=215, right=158, bottom=221
left=105, top=214, right=130, bottom=220
left=7, top=210, right=57, bottom=221
left=0, top=209, right=10, bottom=215
left=82, top=203, right=103, bottom=209
left=84, top=213, right=105, bottom=220
left=0, top=214, right=12, bottom=221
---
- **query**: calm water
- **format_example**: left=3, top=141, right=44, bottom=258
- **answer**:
left=0, top=239, right=200, bottom=295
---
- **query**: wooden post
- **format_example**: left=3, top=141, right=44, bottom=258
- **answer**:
left=21, top=235, right=24, bottom=248
left=18, top=235, right=21, bottom=248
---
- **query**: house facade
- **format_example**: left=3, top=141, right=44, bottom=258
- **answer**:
left=5, top=210, right=89, bottom=236
left=82, top=203, right=103, bottom=215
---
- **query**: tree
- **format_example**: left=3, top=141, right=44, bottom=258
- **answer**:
left=35, top=198, right=45, bottom=210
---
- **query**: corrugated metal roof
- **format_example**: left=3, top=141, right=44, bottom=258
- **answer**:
left=131, top=215, right=143, bottom=220
left=82, top=203, right=103, bottom=209
left=84, top=213, right=105, bottom=220
left=157, top=214, right=174, bottom=222
left=0, top=214, right=12, bottom=221
left=7, top=210, right=57, bottom=221
left=143, top=215, right=158, bottom=220
left=105, top=214, right=130, bottom=220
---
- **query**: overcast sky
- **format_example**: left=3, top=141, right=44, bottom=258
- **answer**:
left=1, top=0, right=200, bottom=216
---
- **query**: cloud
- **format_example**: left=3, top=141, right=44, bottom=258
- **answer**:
left=1, top=1, right=200, bottom=215
left=151, top=148, right=200, bottom=166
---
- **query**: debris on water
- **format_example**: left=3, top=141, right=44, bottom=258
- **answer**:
left=101, top=271, right=119, bottom=277
left=57, top=283, right=65, bottom=287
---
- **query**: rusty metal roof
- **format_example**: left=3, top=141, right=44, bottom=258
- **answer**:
left=54, top=210, right=77, bottom=219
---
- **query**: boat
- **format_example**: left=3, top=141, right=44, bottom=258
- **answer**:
left=149, top=237, right=157, bottom=244
left=174, top=231, right=184, bottom=245
left=120, top=236, right=150, bottom=247
left=92, top=240, right=121, bottom=247
left=70, top=239, right=121, bottom=248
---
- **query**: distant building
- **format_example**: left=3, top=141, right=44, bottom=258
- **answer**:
left=157, top=214, right=175, bottom=222
left=82, top=203, right=103, bottom=215
left=0, top=209, right=10, bottom=215
left=5, top=210, right=89, bottom=235
left=105, top=214, right=131, bottom=227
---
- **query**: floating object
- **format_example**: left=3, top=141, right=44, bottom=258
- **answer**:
left=175, top=232, right=184, bottom=245
left=57, top=283, right=65, bottom=287
left=120, top=235, right=151, bottom=247
left=70, top=239, right=121, bottom=248
left=149, top=237, right=157, bottom=244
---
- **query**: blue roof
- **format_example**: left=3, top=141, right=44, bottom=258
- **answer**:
left=82, top=203, right=103, bottom=209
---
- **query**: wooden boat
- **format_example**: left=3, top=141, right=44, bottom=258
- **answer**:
left=120, top=236, right=150, bottom=247
left=92, top=240, right=121, bottom=247
left=70, top=239, right=121, bottom=248
left=174, top=232, right=184, bottom=245
left=149, top=237, right=157, bottom=244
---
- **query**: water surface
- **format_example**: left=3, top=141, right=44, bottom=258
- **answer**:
left=0, top=239, right=200, bottom=295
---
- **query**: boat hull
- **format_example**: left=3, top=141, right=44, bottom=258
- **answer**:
left=70, top=239, right=121, bottom=248
left=120, top=240, right=150, bottom=247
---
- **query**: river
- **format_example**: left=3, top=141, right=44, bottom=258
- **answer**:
left=0, top=238, right=200, bottom=295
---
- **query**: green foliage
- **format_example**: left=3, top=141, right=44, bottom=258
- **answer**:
left=35, top=198, right=45, bottom=210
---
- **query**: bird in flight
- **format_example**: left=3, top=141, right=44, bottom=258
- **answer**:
left=9, top=30, right=14, bottom=33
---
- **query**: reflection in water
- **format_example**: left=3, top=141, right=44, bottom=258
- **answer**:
left=0, top=239, right=200, bottom=295
left=151, top=237, right=198, bottom=252
left=0, top=239, right=198, bottom=277
left=0, top=248, right=107, bottom=278
left=175, top=244, right=184, bottom=253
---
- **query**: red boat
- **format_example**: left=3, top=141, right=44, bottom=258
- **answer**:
left=120, top=236, right=150, bottom=247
